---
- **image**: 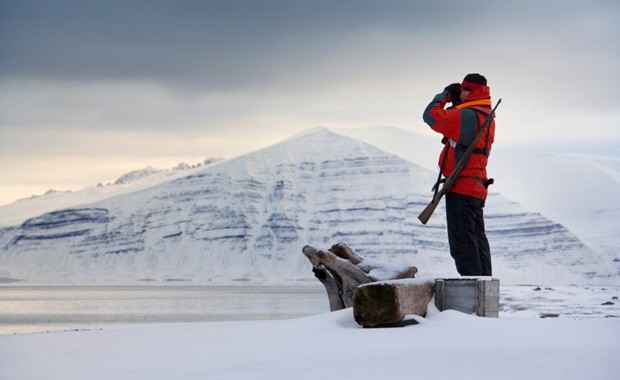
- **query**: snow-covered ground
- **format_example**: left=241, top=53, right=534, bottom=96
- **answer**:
left=1, top=285, right=619, bottom=380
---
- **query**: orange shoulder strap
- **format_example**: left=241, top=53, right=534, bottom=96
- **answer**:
left=456, top=99, right=492, bottom=110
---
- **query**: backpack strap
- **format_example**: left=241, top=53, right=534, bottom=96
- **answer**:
left=448, top=137, right=490, bottom=157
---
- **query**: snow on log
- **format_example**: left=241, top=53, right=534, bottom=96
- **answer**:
left=302, top=243, right=418, bottom=311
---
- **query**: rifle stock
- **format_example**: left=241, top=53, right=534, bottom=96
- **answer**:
left=417, top=98, right=501, bottom=225
left=418, top=187, right=447, bottom=225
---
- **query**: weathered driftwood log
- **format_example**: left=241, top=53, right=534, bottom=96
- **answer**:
left=302, top=245, right=372, bottom=309
left=302, top=243, right=418, bottom=311
left=353, top=279, right=435, bottom=327
left=328, top=242, right=363, bottom=265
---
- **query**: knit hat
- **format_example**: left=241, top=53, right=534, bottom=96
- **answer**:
left=461, top=73, right=487, bottom=91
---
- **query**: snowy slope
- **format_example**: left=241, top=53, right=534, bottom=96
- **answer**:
left=0, top=128, right=616, bottom=285
left=489, top=153, right=620, bottom=270
left=0, top=163, right=216, bottom=228
left=334, top=126, right=620, bottom=274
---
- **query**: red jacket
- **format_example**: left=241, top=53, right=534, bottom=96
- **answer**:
left=422, top=86, right=495, bottom=200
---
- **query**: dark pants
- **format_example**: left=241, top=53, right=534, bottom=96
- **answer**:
left=445, top=192, right=492, bottom=276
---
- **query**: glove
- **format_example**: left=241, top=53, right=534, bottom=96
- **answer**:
left=444, top=83, right=461, bottom=104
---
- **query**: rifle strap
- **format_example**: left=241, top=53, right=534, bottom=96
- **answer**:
left=432, top=139, right=450, bottom=198
left=448, top=107, right=493, bottom=157
left=433, top=100, right=498, bottom=197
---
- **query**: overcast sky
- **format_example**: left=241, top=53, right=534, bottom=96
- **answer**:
left=1, top=0, right=619, bottom=205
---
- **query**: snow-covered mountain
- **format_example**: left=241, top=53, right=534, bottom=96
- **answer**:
left=335, top=126, right=620, bottom=276
left=0, top=127, right=618, bottom=285
left=0, top=158, right=222, bottom=228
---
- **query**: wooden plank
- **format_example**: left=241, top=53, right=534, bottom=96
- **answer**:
left=435, top=278, right=499, bottom=318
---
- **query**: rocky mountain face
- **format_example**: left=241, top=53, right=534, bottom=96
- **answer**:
left=0, top=128, right=616, bottom=285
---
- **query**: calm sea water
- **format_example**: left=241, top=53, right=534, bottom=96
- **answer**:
left=0, top=285, right=330, bottom=335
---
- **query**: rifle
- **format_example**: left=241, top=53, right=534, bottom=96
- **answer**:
left=418, top=98, right=501, bottom=224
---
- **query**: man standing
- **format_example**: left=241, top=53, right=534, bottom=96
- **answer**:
left=422, top=73, right=495, bottom=276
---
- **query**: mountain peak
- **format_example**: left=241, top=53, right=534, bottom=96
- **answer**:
left=114, top=166, right=162, bottom=185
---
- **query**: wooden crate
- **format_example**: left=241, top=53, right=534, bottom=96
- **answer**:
left=435, top=278, right=499, bottom=317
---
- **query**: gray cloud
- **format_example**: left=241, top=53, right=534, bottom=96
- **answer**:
left=2, top=1, right=617, bottom=102
left=1, top=1, right=425, bottom=88
left=0, top=2, right=521, bottom=87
